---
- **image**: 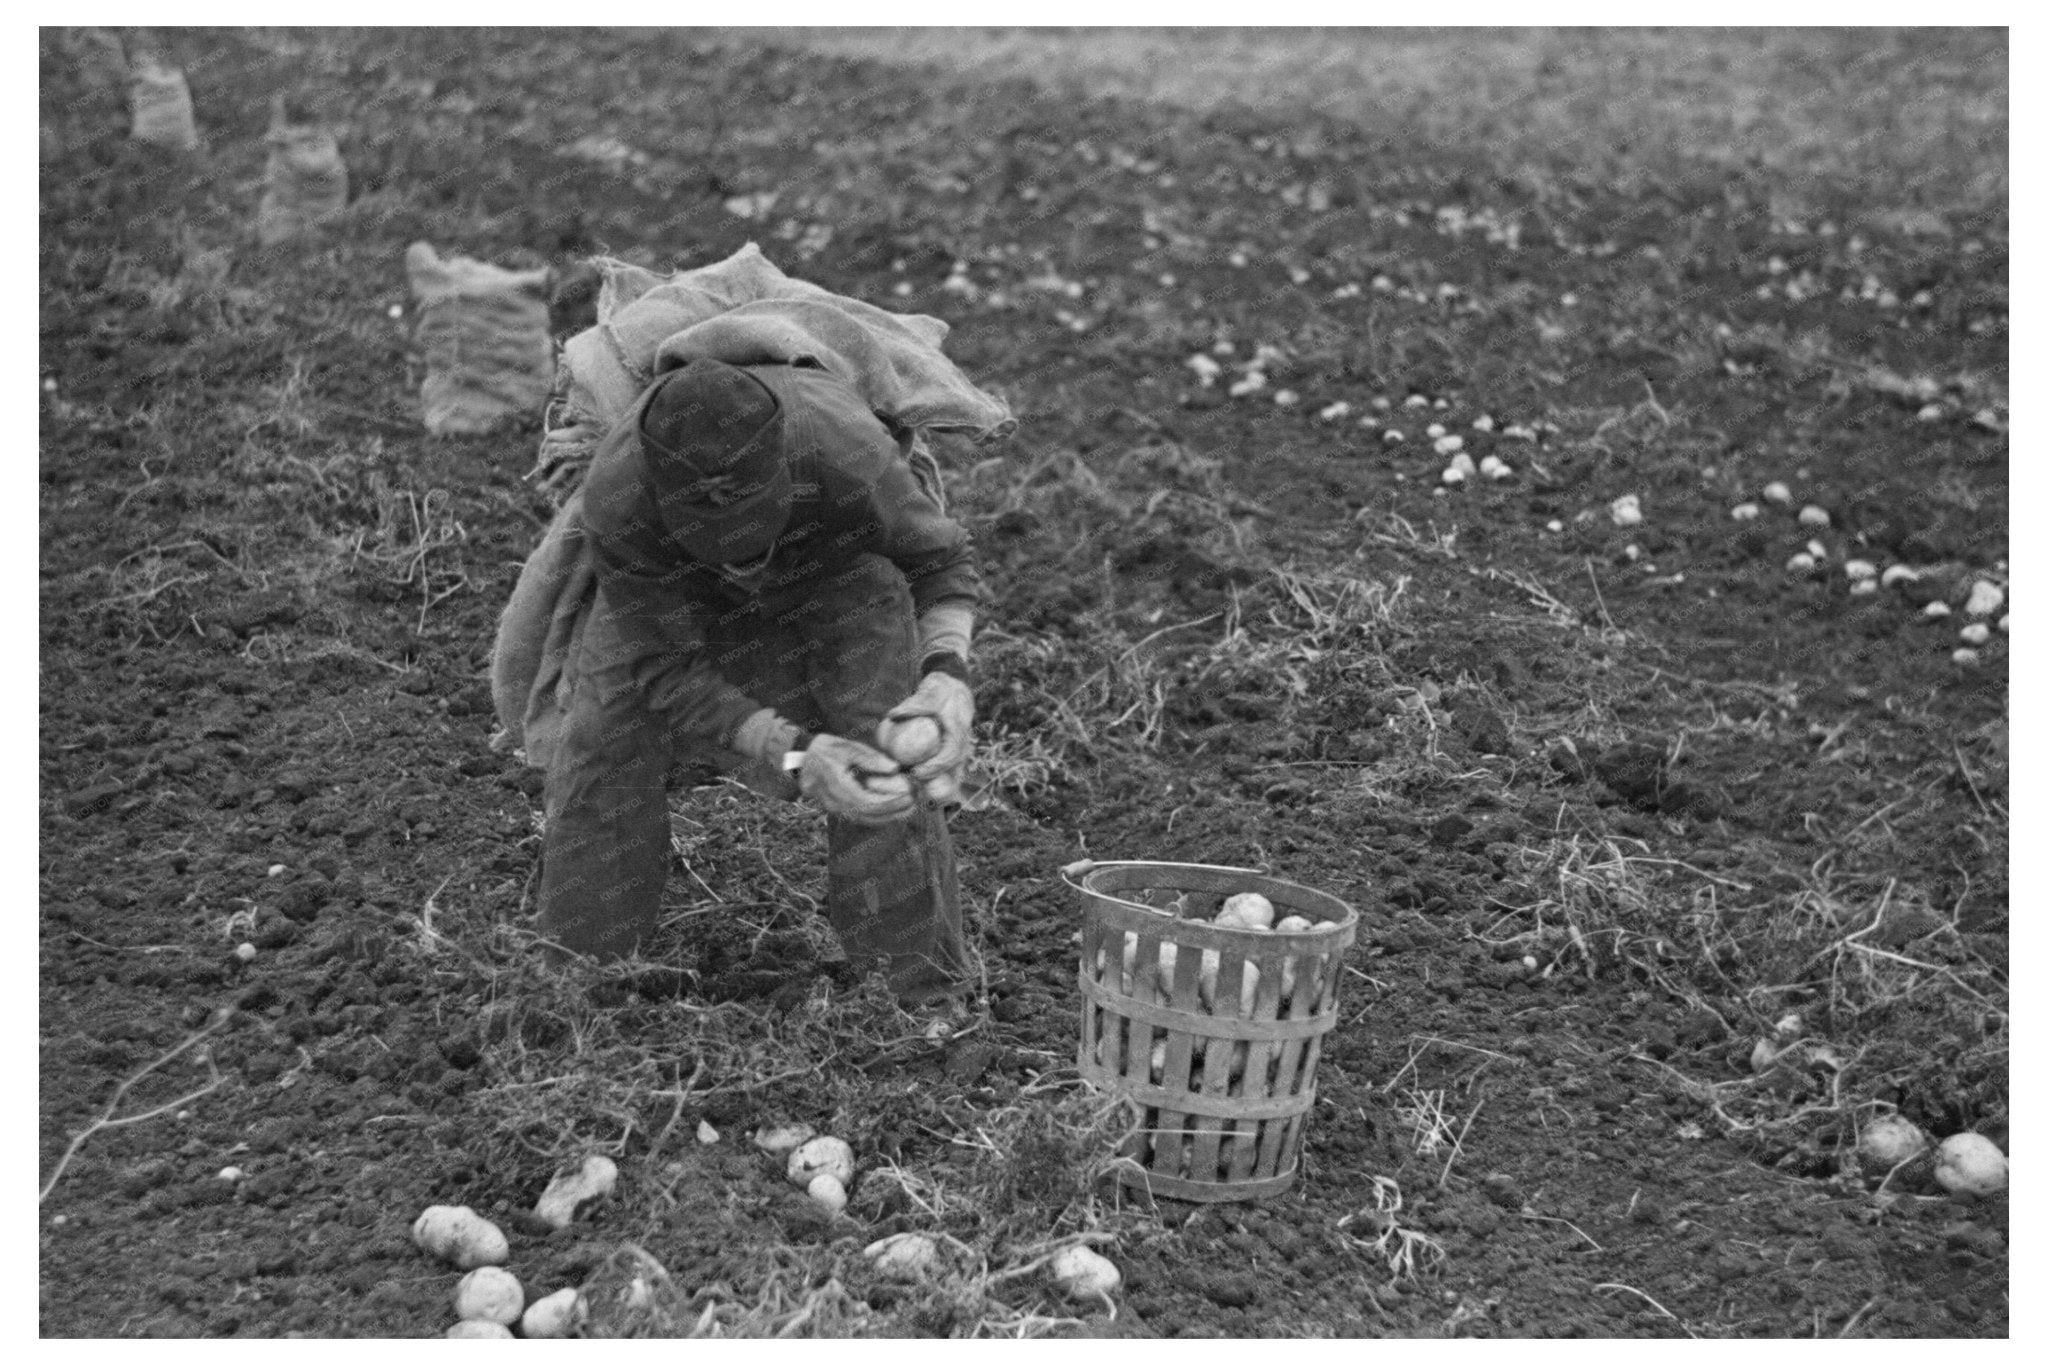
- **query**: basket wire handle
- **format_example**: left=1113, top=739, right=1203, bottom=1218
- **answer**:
left=1058, top=858, right=1271, bottom=897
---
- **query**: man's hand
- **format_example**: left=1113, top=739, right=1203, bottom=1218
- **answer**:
left=798, top=734, right=916, bottom=825
left=879, top=671, right=974, bottom=805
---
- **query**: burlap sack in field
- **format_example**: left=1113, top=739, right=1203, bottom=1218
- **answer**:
left=257, top=101, right=348, bottom=245
left=404, top=242, right=554, bottom=436
left=128, top=55, right=198, bottom=152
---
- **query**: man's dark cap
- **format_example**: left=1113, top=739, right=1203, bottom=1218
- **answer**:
left=639, top=359, right=789, bottom=565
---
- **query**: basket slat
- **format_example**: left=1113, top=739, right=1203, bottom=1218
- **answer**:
left=1076, top=975, right=1336, bottom=1041
left=1127, top=1161, right=1299, bottom=1203
left=1089, top=1076, right=1320, bottom=1122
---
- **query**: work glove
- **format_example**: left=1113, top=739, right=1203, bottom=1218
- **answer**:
left=878, top=669, right=974, bottom=807
left=795, top=733, right=917, bottom=826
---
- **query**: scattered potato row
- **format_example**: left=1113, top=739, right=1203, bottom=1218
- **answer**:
left=412, top=1129, right=1126, bottom=1335
left=1188, top=336, right=2009, bottom=671
left=413, top=1206, right=587, bottom=1339
left=1747, top=1014, right=2010, bottom=1200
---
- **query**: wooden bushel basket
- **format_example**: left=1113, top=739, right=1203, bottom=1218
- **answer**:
left=1069, top=860, right=1357, bottom=1202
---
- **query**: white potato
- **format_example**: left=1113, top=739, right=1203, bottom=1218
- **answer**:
left=1274, top=915, right=1314, bottom=933
left=878, top=715, right=942, bottom=767
left=454, top=1267, right=524, bottom=1326
left=787, top=1135, right=855, bottom=1188
left=533, top=1154, right=618, bottom=1231
left=1857, top=1115, right=1927, bottom=1168
left=1933, top=1132, right=2007, bottom=1199
left=1964, top=580, right=2005, bottom=617
left=412, top=1205, right=509, bottom=1270
left=520, top=1288, right=588, bottom=1339
left=864, top=1232, right=939, bottom=1281
left=1216, top=892, right=1276, bottom=930
left=446, top=1320, right=514, bottom=1339
left=806, top=1173, right=848, bottom=1214
left=752, top=1123, right=815, bottom=1156
left=1049, top=1245, right=1121, bottom=1300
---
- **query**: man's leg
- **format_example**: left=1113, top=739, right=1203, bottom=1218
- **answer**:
left=536, top=598, right=674, bottom=959
left=800, top=558, right=970, bottom=1003
left=730, top=559, right=970, bottom=1002
left=823, top=790, right=967, bottom=1004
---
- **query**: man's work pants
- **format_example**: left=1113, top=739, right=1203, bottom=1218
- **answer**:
left=535, top=554, right=968, bottom=1002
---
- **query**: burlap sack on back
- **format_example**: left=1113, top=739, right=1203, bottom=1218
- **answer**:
left=128, top=55, right=199, bottom=152
left=404, top=242, right=554, bottom=437
left=257, top=100, right=348, bottom=245
left=489, top=484, right=595, bottom=770
left=535, top=244, right=1014, bottom=500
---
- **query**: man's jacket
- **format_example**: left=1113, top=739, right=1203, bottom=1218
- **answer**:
left=578, top=361, right=985, bottom=749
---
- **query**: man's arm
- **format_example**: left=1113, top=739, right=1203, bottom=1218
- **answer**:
left=866, top=452, right=982, bottom=801
left=913, top=598, right=975, bottom=670
left=593, top=557, right=914, bottom=819
left=866, top=454, right=985, bottom=650
left=583, top=557, right=764, bottom=751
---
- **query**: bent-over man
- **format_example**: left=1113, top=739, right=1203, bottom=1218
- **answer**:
left=538, top=356, right=980, bottom=1004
